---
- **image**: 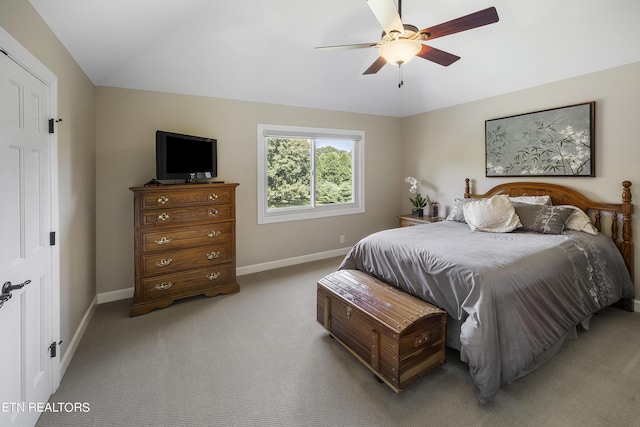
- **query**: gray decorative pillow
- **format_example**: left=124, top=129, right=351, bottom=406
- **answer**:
left=446, top=198, right=474, bottom=223
left=513, top=203, right=573, bottom=235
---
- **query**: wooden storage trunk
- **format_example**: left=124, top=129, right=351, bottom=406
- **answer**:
left=317, top=269, right=446, bottom=392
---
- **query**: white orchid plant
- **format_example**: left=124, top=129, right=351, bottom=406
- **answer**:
left=405, top=176, right=428, bottom=209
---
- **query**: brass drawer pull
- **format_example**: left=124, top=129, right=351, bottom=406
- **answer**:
left=347, top=306, right=352, bottom=319
left=154, top=236, right=173, bottom=245
left=208, top=209, right=218, bottom=217
left=155, top=258, right=172, bottom=267
left=207, top=272, right=221, bottom=281
left=206, top=251, right=221, bottom=260
left=155, top=282, right=173, bottom=291
left=208, top=193, right=218, bottom=201
left=158, top=213, right=170, bottom=221
left=207, top=230, right=221, bottom=238
left=157, top=195, right=169, bottom=204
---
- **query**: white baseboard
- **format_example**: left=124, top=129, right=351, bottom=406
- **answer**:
left=235, top=247, right=350, bottom=276
left=95, top=247, right=351, bottom=304
left=60, top=295, right=97, bottom=378
left=97, top=287, right=134, bottom=304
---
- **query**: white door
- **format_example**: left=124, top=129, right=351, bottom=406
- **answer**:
left=0, top=50, right=55, bottom=427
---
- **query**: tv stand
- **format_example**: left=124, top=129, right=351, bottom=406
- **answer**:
left=143, top=178, right=164, bottom=186
left=144, top=178, right=226, bottom=186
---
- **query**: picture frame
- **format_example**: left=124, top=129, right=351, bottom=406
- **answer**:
left=485, top=102, right=595, bottom=177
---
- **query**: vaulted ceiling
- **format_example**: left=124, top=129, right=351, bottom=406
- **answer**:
left=29, top=0, right=640, bottom=117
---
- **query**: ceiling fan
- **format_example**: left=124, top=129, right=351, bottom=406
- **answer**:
left=316, top=0, right=499, bottom=82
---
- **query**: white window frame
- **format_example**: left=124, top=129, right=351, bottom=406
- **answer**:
left=257, top=124, right=365, bottom=224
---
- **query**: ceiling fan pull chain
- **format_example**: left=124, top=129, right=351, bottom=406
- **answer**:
left=398, top=64, right=404, bottom=88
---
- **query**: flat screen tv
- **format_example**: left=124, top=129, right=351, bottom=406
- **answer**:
left=156, top=130, right=217, bottom=182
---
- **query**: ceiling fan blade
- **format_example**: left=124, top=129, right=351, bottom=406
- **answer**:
left=363, top=56, right=387, bottom=75
left=367, top=0, right=404, bottom=35
left=416, top=45, right=460, bottom=66
left=419, top=7, right=499, bottom=41
left=315, top=42, right=378, bottom=51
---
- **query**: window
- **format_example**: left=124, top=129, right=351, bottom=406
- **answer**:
left=257, top=124, right=364, bottom=224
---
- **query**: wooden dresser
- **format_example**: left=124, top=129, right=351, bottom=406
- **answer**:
left=129, top=183, right=239, bottom=316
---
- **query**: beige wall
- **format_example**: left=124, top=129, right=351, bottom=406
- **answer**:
left=0, top=1, right=96, bottom=357
left=95, top=87, right=402, bottom=294
left=402, top=62, right=640, bottom=298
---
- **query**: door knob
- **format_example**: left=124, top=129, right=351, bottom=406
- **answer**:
left=2, top=280, right=31, bottom=294
left=0, top=280, right=31, bottom=309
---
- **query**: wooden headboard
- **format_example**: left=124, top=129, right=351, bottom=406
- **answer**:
left=463, top=178, right=634, bottom=311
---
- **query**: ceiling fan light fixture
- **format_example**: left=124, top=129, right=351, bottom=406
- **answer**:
left=379, top=39, right=421, bottom=65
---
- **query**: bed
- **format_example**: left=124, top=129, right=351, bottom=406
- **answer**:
left=338, top=179, right=635, bottom=402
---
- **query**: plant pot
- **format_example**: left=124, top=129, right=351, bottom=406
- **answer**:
left=412, top=208, right=424, bottom=218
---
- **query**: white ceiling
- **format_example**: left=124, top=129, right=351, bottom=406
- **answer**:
left=29, top=0, right=640, bottom=117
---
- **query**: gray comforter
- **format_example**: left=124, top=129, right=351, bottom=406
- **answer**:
left=339, top=220, right=635, bottom=402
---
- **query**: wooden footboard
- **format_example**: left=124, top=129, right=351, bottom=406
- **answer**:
left=464, top=178, right=634, bottom=311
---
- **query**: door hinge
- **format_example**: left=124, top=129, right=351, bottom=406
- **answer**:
left=49, top=231, right=56, bottom=246
left=49, top=341, right=62, bottom=358
left=48, top=118, right=62, bottom=134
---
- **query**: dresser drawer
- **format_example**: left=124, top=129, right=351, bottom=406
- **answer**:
left=142, top=264, right=233, bottom=301
left=141, top=243, right=231, bottom=276
left=140, top=204, right=232, bottom=227
left=140, top=222, right=232, bottom=253
left=140, top=187, right=233, bottom=210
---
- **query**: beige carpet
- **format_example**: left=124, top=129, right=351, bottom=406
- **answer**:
left=37, top=257, right=640, bottom=427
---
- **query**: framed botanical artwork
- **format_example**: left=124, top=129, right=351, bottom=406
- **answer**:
left=485, top=102, right=595, bottom=177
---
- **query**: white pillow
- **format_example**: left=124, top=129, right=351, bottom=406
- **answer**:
left=510, top=195, right=551, bottom=205
left=463, top=195, right=522, bottom=233
left=558, top=205, right=598, bottom=235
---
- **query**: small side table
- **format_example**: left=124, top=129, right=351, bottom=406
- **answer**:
left=398, top=214, right=443, bottom=228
